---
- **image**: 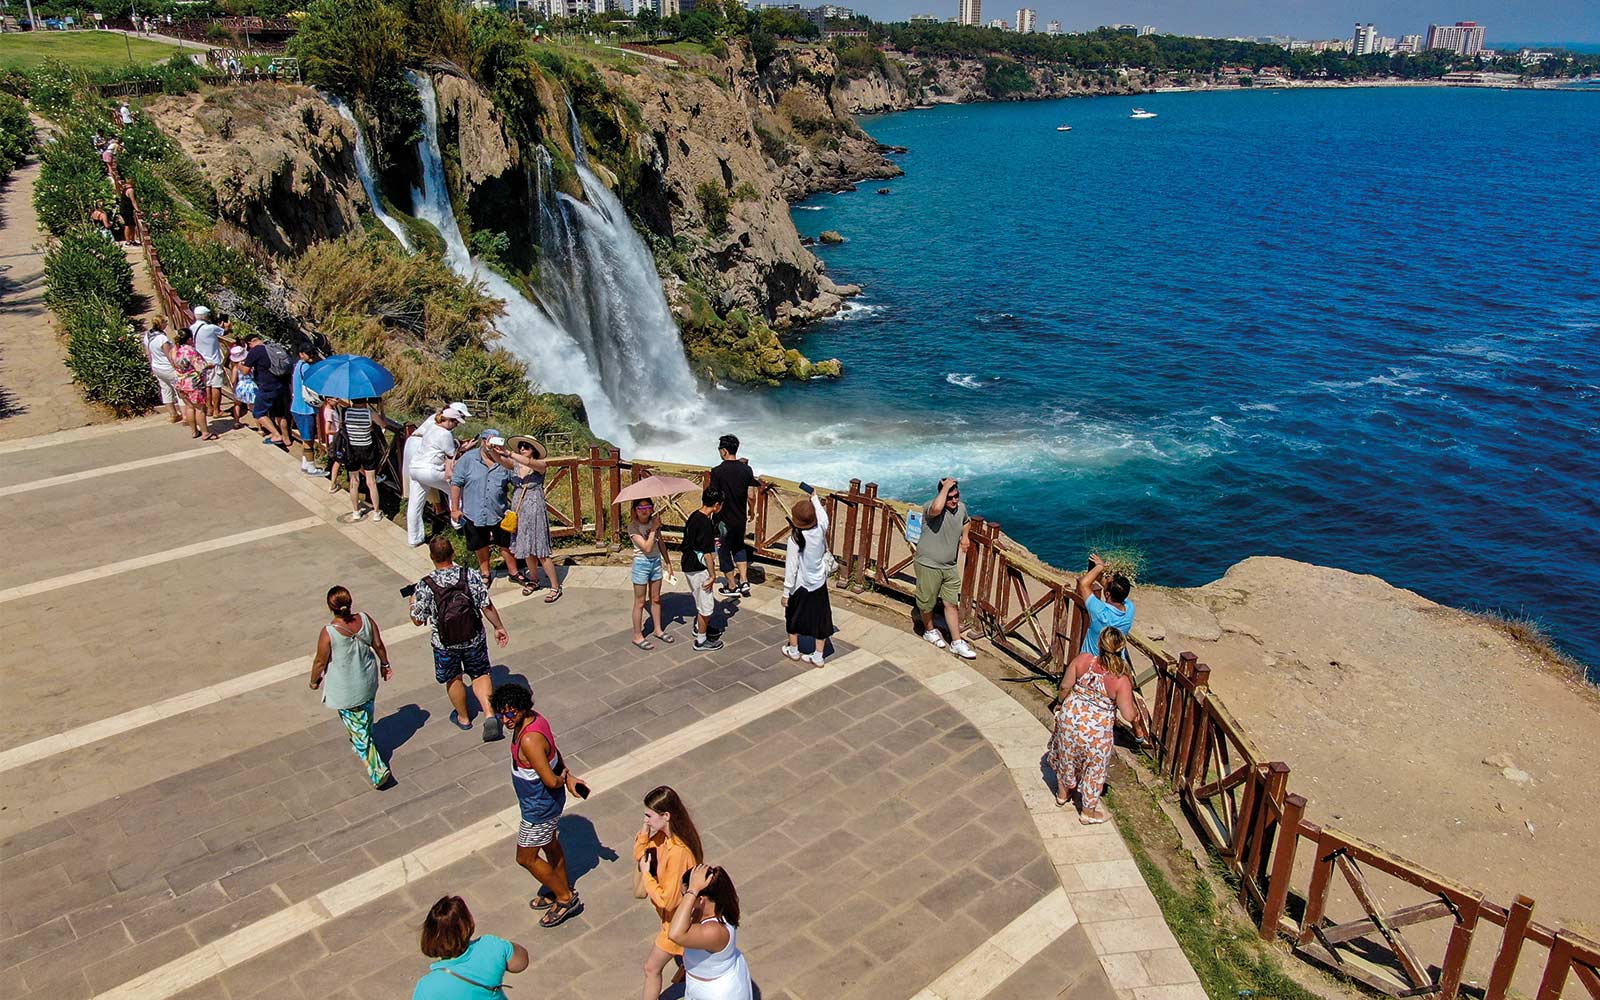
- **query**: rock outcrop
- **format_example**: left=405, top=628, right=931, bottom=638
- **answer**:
left=150, top=86, right=365, bottom=256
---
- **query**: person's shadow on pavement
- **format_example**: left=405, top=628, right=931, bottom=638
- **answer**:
left=373, top=704, right=429, bottom=768
left=556, top=814, right=618, bottom=890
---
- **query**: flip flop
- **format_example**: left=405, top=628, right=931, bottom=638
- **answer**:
left=540, top=894, right=583, bottom=928
left=450, top=712, right=473, bottom=731
left=543, top=589, right=563, bottom=604
left=632, top=639, right=655, bottom=651
left=1080, top=813, right=1111, bottom=825
left=658, top=632, right=676, bottom=644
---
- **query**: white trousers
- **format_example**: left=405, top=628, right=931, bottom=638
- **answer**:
left=404, top=436, right=452, bottom=545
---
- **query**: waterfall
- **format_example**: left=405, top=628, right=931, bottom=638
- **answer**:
left=329, top=95, right=412, bottom=251
left=405, top=72, right=633, bottom=448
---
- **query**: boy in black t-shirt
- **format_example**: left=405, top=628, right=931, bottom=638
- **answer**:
left=708, top=434, right=759, bottom=598
left=680, top=487, right=726, bottom=651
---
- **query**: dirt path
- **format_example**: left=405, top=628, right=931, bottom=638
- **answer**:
left=0, top=159, right=111, bottom=441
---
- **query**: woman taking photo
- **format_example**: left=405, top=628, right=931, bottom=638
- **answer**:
left=503, top=436, right=561, bottom=601
left=309, top=586, right=392, bottom=789
left=635, top=785, right=704, bottom=1000
left=411, top=895, right=529, bottom=1000
left=1046, top=626, right=1147, bottom=823
left=668, top=865, right=753, bottom=1000
left=627, top=497, right=675, bottom=650
left=781, top=484, right=832, bottom=666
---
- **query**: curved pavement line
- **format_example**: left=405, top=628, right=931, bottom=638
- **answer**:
left=90, top=648, right=882, bottom=1000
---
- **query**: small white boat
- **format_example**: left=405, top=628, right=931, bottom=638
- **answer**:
left=1056, top=124, right=1073, bottom=132
left=1130, top=108, right=1158, bottom=119
left=912, top=103, right=935, bottom=110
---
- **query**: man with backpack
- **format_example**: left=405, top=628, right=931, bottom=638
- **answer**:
left=410, top=536, right=512, bottom=741
left=242, top=330, right=295, bottom=450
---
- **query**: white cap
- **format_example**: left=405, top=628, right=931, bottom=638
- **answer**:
left=193, top=305, right=212, bottom=318
left=442, top=402, right=472, bottom=420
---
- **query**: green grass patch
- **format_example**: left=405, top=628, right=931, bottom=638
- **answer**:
left=0, top=32, right=188, bottom=72
left=656, top=40, right=714, bottom=59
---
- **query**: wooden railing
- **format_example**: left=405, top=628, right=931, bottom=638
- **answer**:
left=518, top=450, right=1596, bottom=1000
left=106, top=158, right=194, bottom=329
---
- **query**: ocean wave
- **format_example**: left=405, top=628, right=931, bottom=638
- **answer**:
left=794, top=205, right=824, bottom=212
left=974, top=311, right=1018, bottom=325
left=944, top=373, right=992, bottom=389
left=827, top=301, right=884, bottom=322
left=1238, top=403, right=1280, bottom=412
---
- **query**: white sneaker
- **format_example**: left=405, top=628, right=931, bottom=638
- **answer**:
left=805, top=650, right=825, bottom=667
left=949, top=639, right=978, bottom=660
left=781, top=644, right=802, bottom=661
left=922, top=630, right=948, bottom=649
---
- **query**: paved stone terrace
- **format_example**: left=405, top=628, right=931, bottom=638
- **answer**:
left=0, top=417, right=1204, bottom=1000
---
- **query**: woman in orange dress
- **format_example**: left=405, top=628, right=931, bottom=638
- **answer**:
left=1047, top=626, right=1146, bottom=823
left=634, top=785, right=704, bottom=1000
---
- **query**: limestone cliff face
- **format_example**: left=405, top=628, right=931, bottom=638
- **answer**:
left=832, top=51, right=1151, bottom=113
left=149, top=87, right=364, bottom=256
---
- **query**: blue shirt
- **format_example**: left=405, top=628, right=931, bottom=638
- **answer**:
left=451, top=451, right=512, bottom=526
left=290, top=359, right=314, bottom=415
left=412, top=935, right=515, bottom=1000
left=1082, top=595, right=1135, bottom=656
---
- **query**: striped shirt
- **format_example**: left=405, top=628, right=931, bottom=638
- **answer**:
left=344, top=406, right=373, bottom=447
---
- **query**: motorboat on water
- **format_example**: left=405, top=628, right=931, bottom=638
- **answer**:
left=1130, top=108, right=1158, bottom=119
left=912, top=103, right=935, bottom=110
left=1056, top=124, right=1073, bottom=131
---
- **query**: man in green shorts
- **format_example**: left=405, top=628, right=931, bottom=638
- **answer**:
left=914, top=477, right=977, bottom=659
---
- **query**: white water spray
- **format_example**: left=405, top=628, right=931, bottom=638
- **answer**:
left=328, top=95, right=412, bottom=252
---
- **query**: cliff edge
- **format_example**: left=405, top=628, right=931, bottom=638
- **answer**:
left=1138, top=556, right=1598, bottom=934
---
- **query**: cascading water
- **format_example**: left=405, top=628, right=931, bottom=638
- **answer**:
left=405, top=72, right=632, bottom=448
left=329, top=96, right=411, bottom=251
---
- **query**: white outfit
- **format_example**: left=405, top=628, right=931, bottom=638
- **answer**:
left=781, top=499, right=832, bottom=597
left=404, top=417, right=457, bottom=545
left=683, top=918, right=752, bottom=1000
left=144, top=330, right=179, bottom=405
left=189, top=321, right=226, bottom=387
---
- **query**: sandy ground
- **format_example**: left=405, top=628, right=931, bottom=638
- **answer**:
left=0, top=158, right=113, bottom=440
left=1137, top=557, right=1599, bottom=940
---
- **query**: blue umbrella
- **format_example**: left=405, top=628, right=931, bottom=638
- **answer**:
left=303, top=354, right=396, bottom=400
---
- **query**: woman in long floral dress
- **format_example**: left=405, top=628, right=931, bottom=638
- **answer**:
left=503, top=436, right=561, bottom=602
left=1047, top=626, right=1145, bottom=824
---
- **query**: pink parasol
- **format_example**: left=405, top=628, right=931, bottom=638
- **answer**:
left=612, top=475, right=702, bottom=505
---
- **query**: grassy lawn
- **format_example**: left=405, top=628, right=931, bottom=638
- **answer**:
left=0, top=31, right=187, bottom=72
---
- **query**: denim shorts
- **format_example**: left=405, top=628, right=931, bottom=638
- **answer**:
left=432, top=635, right=492, bottom=684
left=293, top=412, right=315, bottom=443
left=631, top=554, right=664, bottom=585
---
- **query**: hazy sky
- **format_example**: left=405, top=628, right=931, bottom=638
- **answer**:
left=850, top=1, right=1600, bottom=43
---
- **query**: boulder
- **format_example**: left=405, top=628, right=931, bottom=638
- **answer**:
left=819, top=230, right=845, bottom=244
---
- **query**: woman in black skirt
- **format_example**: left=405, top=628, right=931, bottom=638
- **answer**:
left=333, top=397, right=388, bottom=521
left=781, top=483, right=834, bottom=667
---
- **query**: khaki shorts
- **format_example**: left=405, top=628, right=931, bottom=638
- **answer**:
left=914, top=564, right=961, bottom=612
left=686, top=570, right=716, bottom=618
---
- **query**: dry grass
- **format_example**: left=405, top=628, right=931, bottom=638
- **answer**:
left=1467, top=607, right=1595, bottom=691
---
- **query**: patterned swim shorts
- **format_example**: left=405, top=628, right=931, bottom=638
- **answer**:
left=517, top=818, right=560, bottom=848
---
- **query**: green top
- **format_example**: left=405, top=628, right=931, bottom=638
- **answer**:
left=322, top=614, right=380, bottom=711
left=914, top=499, right=969, bottom=569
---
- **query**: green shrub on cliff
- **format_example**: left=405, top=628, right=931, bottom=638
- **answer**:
left=695, top=181, right=730, bottom=236
left=44, top=224, right=135, bottom=314
left=33, top=128, right=116, bottom=236
left=62, top=295, right=157, bottom=416
left=291, top=0, right=421, bottom=168
left=0, top=92, right=33, bottom=182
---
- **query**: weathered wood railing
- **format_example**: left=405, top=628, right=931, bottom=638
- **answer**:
left=517, top=448, right=1595, bottom=1000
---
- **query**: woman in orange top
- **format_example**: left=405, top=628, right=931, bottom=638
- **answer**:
left=634, top=785, right=704, bottom=1000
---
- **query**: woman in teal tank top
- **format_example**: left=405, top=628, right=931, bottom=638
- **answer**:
left=310, top=585, right=393, bottom=788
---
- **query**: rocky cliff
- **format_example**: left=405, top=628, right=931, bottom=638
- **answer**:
left=832, top=49, right=1153, bottom=113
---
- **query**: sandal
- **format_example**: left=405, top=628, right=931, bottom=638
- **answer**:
left=540, top=894, right=583, bottom=928
left=1080, top=812, right=1111, bottom=826
left=529, top=891, right=556, bottom=911
left=449, top=711, right=473, bottom=731
left=658, top=632, right=676, bottom=644
left=507, top=572, right=532, bottom=587
left=521, top=584, right=537, bottom=597
left=543, top=589, right=562, bottom=604
left=632, top=639, right=655, bottom=651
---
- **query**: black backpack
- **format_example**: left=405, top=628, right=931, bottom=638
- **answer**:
left=422, top=568, right=483, bottom=646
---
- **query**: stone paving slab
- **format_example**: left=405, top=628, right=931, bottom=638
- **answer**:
left=1, top=451, right=311, bottom=589
left=0, top=420, right=185, bottom=487
left=0, top=525, right=405, bottom=750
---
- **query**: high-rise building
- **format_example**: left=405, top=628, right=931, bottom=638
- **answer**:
left=909, top=12, right=939, bottom=21
left=1396, top=33, right=1423, bottom=53
left=1425, top=21, right=1486, bottom=56
left=1351, top=22, right=1377, bottom=55
left=1045, top=19, right=1060, bottom=35
left=986, top=17, right=1008, bottom=30
left=1374, top=36, right=1396, bottom=53
left=1014, top=7, right=1035, bottom=33
left=958, top=0, right=981, bottom=27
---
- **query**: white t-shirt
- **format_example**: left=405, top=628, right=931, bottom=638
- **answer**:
left=190, top=321, right=225, bottom=364
left=145, top=330, right=175, bottom=374
left=408, top=416, right=456, bottom=472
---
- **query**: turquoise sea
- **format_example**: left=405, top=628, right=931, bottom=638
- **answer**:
left=769, top=87, right=1600, bottom=674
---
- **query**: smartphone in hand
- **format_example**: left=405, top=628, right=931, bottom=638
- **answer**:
left=799, top=481, right=815, bottom=495
left=400, top=583, right=417, bottom=598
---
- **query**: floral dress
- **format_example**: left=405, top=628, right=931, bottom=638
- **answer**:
left=172, top=343, right=208, bottom=406
left=1046, top=657, right=1122, bottom=812
left=508, top=471, right=553, bottom=560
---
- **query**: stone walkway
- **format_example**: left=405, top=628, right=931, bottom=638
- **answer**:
left=0, top=159, right=110, bottom=440
left=0, top=418, right=1203, bottom=1000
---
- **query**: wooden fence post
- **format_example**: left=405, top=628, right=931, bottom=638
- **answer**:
left=1261, top=793, right=1307, bottom=940
left=856, top=483, right=878, bottom=589
left=1182, top=664, right=1213, bottom=788
left=587, top=448, right=605, bottom=540
left=840, top=479, right=861, bottom=585
left=608, top=452, right=623, bottom=545
left=1296, top=822, right=1331, bottom=946
left=1438, top=895, right=1484, bottom=1000
left=1484, top=895, right=1536, bottom=1000
left=1534, top=933, right=1577, bottom=1000
left=964, top=520, right=993, bottom=633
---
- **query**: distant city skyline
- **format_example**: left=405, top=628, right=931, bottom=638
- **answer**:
left=861, top=1, right=1600, bottom=44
